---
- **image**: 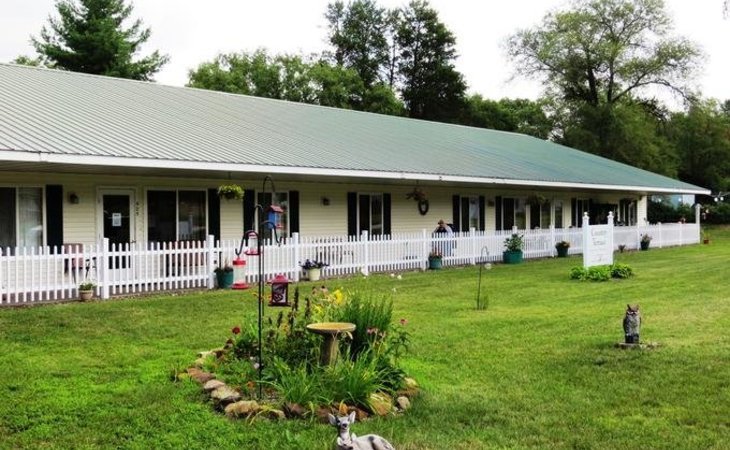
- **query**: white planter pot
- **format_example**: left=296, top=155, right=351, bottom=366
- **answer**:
left=307, top=268, right=321, bottom=281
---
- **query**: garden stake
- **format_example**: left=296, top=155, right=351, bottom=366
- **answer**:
left=476, top=246, right=491, bottom=310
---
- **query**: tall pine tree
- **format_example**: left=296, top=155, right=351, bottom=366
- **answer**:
left=32, top=0, right=168, bottom=80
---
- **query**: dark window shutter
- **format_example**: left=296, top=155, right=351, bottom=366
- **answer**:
left=530, top=203, right=540, bottom=229
left=479, top=195, right=486, bottom=231
left=347, top=192, right=357, bottom=236
left=45, top=185, right=63, bottom=251
left=243, top=189, right=255, bottom=232
left=207, top=189, right=220, bottom=242
left=571, top=198, right=577, bottom=226
left=495, top=196, right=502, bottom=230
left=289, top=190, right=299, bottom=234
left=452, top=195, right=461, bottom=232
left=383, top=193, right=391, bottom=236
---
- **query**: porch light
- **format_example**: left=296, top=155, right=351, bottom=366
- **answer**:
left=231, top=257, right=249, bottom=290
left=268, top=273, right=290, bottom=307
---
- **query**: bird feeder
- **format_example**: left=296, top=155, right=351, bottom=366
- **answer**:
left=244, top=231, right=259, bottom=255
left=268, top=273, right=290, bottom=306
left=231, top=257, right=249, bottom=290
left=266, top=204, right=284, bottom=230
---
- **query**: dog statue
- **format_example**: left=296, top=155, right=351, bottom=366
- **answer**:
left=328, top=411, right=395, bottom=450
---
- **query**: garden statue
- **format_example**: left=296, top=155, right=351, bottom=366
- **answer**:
left=329, top=411, right=395, bottom=450
left=623, top=304, right=641, bottom=344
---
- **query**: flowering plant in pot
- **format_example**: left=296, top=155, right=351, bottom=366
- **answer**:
left=555, top=240, right=570, bottom=257
left=300, top=259, right=328, bottom=281
left=503, top=233, right=524, bottom=264
left=640, top=234, right=652, bottom=251
left=214, top=260, right=234, bottom=288
left=428, top=250, right=443, bottom=269
left=216, top=184, right=244, bottom=200
left=78, top=281, right=96, bottom=301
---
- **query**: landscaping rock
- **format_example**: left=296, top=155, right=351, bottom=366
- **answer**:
left=396, top=396, right=411, bottom=411
left=398, top=377, right=420, bottom=397
left=224, top=400, right=260, bottom=418
left=368, top=392, right=393, bottom=416
left=211, top=386, right=241, bottom=405
left=197, top=350, right=215, bottom=358
left=193, top=357, right=207, bottom=368
left=315, top=406, right=335, bottom=423
left=266, top=409, right=286, bottom=420
left=203, top=379, right=225, bottom=392
left=284, top=402, right=306, bottom=419
left=186, top=368, right=215, bottom=384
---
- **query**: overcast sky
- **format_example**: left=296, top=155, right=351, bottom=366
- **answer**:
left=2, top=0, right=729, bottom=104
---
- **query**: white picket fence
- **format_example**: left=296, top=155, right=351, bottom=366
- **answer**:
left=0, top=223, right=699, bottom=305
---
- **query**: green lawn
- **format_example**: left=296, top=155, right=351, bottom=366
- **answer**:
left=1, top=228, right=729, bottom=449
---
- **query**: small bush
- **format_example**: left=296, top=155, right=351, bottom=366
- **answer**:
left=611, top=263, right=634, bottom=279
left=334, top=289, right=393, bottom=360
left=570, top=263, right=635, bottom=281
left=587, top=266, right=611, bottom=281
left=569, top=266, right=587, bottom=280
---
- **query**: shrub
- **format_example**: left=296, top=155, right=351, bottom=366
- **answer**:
left=569, top=263, right=635, bottom=281
left=321, top=350, right=384, bottom=409
left=611, top=263, right=634, bottom=279
left=334, top=289, right=393, bottom=360
left=266, top=358, right=324, bottom=406
left=503, top=233, right=524, bottom=252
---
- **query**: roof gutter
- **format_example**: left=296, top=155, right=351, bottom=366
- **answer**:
left=0, top=150, right=711, bottom=195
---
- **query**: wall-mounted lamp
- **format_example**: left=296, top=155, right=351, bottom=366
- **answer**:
left=321, top=197, right=330, bottom=206
left=69, top=192, right=79, bottom=204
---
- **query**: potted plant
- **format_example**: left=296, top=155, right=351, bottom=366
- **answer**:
left=702, top=229, right=710, bottom=244
left=503, top=233, right=524, bottom=264
left=555, top=240, right=570, bottom=258
left=428, top=250, right=443, bottom=270
left=78, top=281, right=96, bottom=301
left=214, top=260, right=234, bottom=288
left=640, top=234, right=652, bottom=251
left=216, top=184, right=244, bottom=200
left=300, top=259, right=328, bottom=281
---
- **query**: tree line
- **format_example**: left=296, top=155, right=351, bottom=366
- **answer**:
left=13, top=0, right=730, bottom=197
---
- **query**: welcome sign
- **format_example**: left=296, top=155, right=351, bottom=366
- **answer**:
left=582, top=212, right=614, bottom=268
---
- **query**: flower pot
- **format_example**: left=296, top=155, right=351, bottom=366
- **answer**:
left=640, top=241, right=650, bottom=251
left=216, top=271, right=234, bottom=289
left=79, top=289, right=94, bottom=301
left=703, top=239, right=710, bottom=245
left=556, top=246, right=569, bottom=258
left=503, top=250, right=523, bottom=264
left=428, top=257, right=442, bottom=270
left=307, top=267, right=321, bottom=281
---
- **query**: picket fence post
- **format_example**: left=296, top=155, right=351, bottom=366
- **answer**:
left=361, top=230, right=369, bottom=276
left=101, top=238, right=110, bottom=299
left=292, top=233, right=301, bottom=282
left=206, top=235, right=215, bottom=289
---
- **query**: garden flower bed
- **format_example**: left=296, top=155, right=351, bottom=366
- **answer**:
left=177, top=285, right=419, bottom=421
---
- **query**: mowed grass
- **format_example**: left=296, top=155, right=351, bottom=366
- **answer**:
left=1, top=228, right=728, bottom=449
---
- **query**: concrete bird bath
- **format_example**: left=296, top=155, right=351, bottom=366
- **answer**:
left=305, top=322, right=356, bottom=365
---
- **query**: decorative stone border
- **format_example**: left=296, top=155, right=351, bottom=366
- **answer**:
left=177, top=349, right=419, bottom=421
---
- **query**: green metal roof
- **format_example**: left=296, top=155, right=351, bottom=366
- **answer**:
left=0, top=63, right=707, bottom=194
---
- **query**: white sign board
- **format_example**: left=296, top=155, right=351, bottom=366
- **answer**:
left=582, top=212, right=614, bottom=268
left=112, top=213, right=122, bottom=227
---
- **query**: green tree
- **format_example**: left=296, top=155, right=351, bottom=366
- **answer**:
left=395, top=0, right=466, bottom=121
left=325, top=0, right=390, bottom=88
left=32, top=0, right=168, bottom=80
left=11, top=55, right=44, bottom=67
left=664, top=100, right=730, bottom=192
left=507, top=0, right=700, bottom=107
left=507, top=0, right=700, bottom=172
left=460, top=96, right=554, bottom=139
left=188, top=50, right=404, bottom=114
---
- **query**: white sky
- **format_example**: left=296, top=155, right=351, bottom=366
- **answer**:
left=2, top=0, right=729, bottom=103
